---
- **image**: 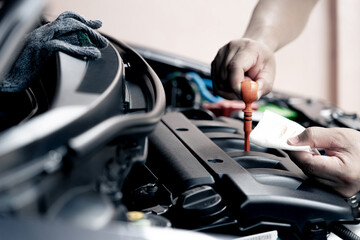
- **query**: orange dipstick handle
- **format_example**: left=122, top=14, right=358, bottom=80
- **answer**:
left=241, top=80, right=258, bottom=152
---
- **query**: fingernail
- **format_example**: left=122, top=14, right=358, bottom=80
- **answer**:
left=257, top=90, right=261, bottom=100
left=288, top=135, right=300, bottom=145
left=237, top=84, right=242, bottom=98
left=237, top=83, right=242, bottom=94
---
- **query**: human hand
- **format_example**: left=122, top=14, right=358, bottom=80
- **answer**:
left=288, top=127, right=360, bottom=197
left=211, top=38, right=275, bottom=100
left=1, top=11, right=108, bottom=92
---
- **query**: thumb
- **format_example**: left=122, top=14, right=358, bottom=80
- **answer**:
left=228, top=51, right=259, bottom=95
left=287, top=127, right=334, bottom=149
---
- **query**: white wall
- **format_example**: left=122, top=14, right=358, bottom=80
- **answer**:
left=44, top=0, right=360, bottom=115
left=337, top=0, right=360, bottom=115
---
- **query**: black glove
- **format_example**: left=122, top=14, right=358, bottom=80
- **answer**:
left=0, top=11, right=109, bottom=92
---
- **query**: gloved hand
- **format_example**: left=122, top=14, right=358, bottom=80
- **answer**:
left=288, top=127, right=360, bottom=197
left=211, top=38, right=275, bottom=100
left=0, top=11, right=109, bottom=92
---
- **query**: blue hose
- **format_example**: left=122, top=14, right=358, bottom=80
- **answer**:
left=185, top=72, right=223, bottom=103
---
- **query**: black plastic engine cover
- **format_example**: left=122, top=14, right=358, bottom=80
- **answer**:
left=145, top=111, right=358, bottom=238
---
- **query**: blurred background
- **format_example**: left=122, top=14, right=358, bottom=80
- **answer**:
left=43, top=0, right=360, bottom=115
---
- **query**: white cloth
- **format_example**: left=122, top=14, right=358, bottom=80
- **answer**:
left=249, top=110, right=311, bottom=152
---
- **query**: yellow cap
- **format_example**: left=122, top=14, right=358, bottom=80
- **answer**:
left=127, top=211, right=145, bottom=222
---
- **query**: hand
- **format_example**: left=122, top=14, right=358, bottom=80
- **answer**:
left=288, top=127, right=360, bottom=197
left=1, top=11, right=109, bottom=92
left=211, top=38, right=275, bottom=100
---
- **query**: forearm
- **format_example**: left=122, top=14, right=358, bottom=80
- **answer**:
left=243, top=0, right=318, bottom=52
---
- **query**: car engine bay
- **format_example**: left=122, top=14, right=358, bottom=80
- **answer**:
left=1, top=1, right=360, bottom=239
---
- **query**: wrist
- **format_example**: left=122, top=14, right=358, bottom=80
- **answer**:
left=243, top=26, right=279, bottom=52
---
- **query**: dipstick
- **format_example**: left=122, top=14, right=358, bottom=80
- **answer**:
left=241, top=80, right=258, bottom=152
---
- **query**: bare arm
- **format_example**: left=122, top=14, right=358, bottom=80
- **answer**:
left=244, top=0, right=319, bottom=51
left=211, top=0, right=318, bottom=99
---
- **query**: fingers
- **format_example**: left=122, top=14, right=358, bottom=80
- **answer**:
left=213, top=88, right=239, bottom=100
left=53, top=18, right=109, bottom=49
left=289, top=150, right=359, bottom=197
left=312, top=176, right=359, bottom=198
left=289, top=151, right=343, bottom=182
left=227, top=50, right=257, bottom=94
left=211, top=39, right=275, bottom=100
left=252, top=60, right=275, bottom=97
left=78, top=24, right=108, bottom=48
left=302, top=158, right=360, bottom=198
left=288, top=127, right=360, bottom=197
left=211, top=45, right=235, bottom=96
left=45, top=39, right=101, bottom=59
left=56, top=11, right=102, bottom=29
left=212, top=41, right=249, bottom=98
left=288, top=127, right=346, bottom=149
left=288, top=127, right=346, bottom=181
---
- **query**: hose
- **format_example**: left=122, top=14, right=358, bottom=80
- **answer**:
left=330, top=223, right=360, bottom=240
left=165, top=71, right=223, bottom=103
left=185, top=72, right=223, bottom=103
